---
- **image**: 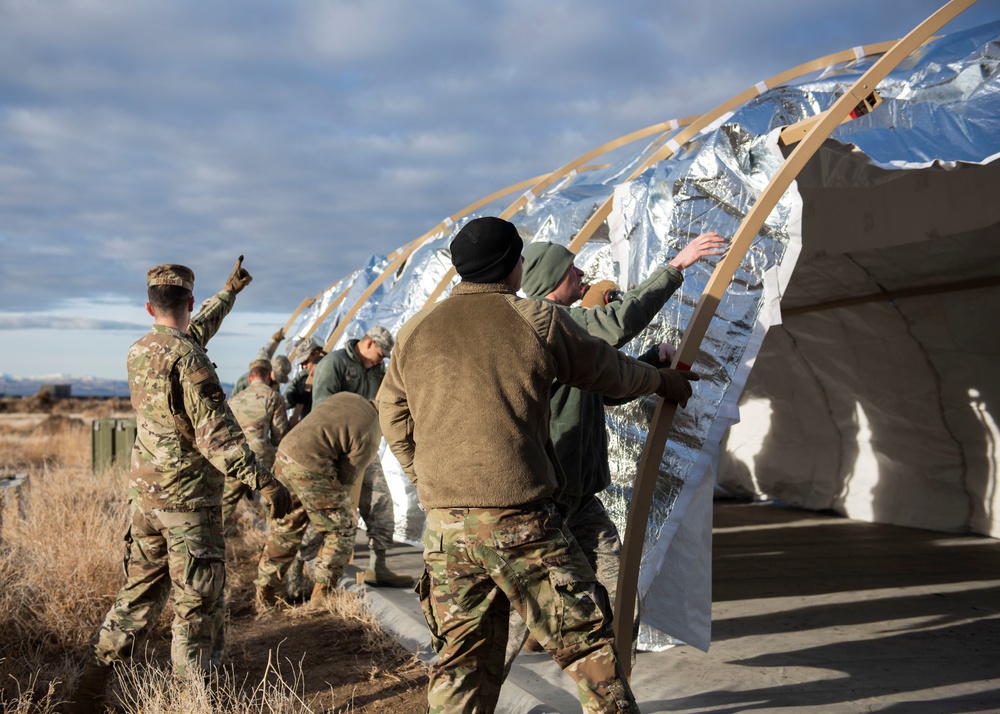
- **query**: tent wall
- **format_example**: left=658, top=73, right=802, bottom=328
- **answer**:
left=718, top=143, right=1000, bottom=536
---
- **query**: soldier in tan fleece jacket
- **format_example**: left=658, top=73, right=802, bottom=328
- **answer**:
left=379, top=216, right=698, bottom=714
left=255, top=392, right=382, bottom=607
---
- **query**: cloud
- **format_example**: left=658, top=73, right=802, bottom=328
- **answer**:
left=0, top=315, right=147, bottom=331
left=0, top=0, right=996, bottom=322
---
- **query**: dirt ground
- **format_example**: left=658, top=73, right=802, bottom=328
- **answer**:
left=0, top=397, right=429, bottom=713
left=220, top=521, right=429, bottom=713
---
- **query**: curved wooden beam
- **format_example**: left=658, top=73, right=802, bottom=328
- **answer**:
left=301, top=277, right=359, bottom=341
left=565, top=39, right=898, bottom=255
left=320, top=174, right=551, bottom=351
left=497, top=116, right=700, bottom=221
left=423, top=117, right=700, bottom=304
left=612, top=0, right=976, bottom=678
left=281, top=296, right=317, bottom=338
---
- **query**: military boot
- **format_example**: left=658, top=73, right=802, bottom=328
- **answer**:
left=364, top=549, right=414, bottom=588
left=255, top=583, right=278, bottom=612
left=308, top=581, right=337, bottom=608
left=62, top=662, right=110, bottom=714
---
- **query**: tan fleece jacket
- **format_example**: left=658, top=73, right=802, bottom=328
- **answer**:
left=277, top=391, right=381, bottom=485
left=378, top=281, right=662, bottom=509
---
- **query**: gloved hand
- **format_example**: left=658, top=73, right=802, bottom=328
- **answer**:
left=655, top=368, right=700, bottom=408
left=259, top=478, right=292, bottom=519
left=224, top=255, right=253, bottom=295
left=271, top=327, right=285, bottom=342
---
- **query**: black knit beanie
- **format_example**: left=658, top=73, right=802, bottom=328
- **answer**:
left=450, top=217, right=524, bottom=283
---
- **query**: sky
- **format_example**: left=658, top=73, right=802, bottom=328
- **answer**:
left=2, top=0, right=999, bottom=384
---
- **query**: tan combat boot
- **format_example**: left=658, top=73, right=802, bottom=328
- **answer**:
left=363, top=549, right=414, bottom=588
left=309, top=581, right=337, bottom=608
left=62, top=662, right=110, bottom=714
left=255, top=583, right=278, bottom=612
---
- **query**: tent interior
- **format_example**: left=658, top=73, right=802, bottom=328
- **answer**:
left=719, top=141, right=1000, bottom=538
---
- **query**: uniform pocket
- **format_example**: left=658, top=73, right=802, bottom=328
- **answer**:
left=183, top=537, right=226, bottom=600
left=416, top=569, right=444, bottom=652
left=548, top=564, right=605, bottom=636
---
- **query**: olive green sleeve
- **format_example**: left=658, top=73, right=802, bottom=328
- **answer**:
left=568, top=265, right=683, bottom=348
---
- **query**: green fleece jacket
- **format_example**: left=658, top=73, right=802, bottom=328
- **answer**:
left=378, top=281, right=663, bottom=510
left=312, top=339, right=385, bottom=405
left=542, top=264, right=684, bottom=499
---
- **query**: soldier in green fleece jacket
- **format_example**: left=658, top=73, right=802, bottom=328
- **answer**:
left=379, top=217, right=700, bottom=714
left=506, top=233, right=724, bottom=668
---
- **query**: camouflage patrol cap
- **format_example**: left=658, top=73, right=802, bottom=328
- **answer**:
left=248, top=358, right=271, bottom=373
left=147, top=264, right=195, bottom=291
left=293, top=337, right=324, bottom=365
left=271, top=355, right=291, bottom=383
left=365, top=325, right=394, bottom=357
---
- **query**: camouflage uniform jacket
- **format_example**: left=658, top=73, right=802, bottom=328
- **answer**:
left=277, top=392, right=381, bottom=484
left=127, top=290, right=274, bottom=511
left=379, top=281, right=662, bottom=510
left=227, top=380, right=289, bottom=469
left=312, top=339, right=384, bottom=406
left=541, top=265, right=683, bottom=499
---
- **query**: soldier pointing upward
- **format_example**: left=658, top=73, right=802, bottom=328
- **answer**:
left=66, top=257, right=292, bottom=714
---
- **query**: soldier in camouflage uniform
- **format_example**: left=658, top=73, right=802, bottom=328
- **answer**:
left=310, top=325, right=411, bottom=588
left=285, top=337, right=325, bottom=426
left=504, top=235, right=724, bottom=669
left=380, top=217, right=698, bottom=713
left=255, top=392, right=382, bottom=608
left=222, top=358, right=290, bottom=524
left=65, top=259, right=292, bottom=714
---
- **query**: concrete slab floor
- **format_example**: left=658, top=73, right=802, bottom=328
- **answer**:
left=357, top=500, right=1000, bottom=713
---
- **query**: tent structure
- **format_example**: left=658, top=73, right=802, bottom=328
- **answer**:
left=277, top=3, right=999, bottom=659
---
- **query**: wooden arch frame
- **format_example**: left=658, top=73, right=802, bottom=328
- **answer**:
left=611, top=0, right=978, bottom=676
left=273, top=0, right=977, bottom=678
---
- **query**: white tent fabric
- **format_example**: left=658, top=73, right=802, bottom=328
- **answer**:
left=719, top=144, right=1000, bottom=537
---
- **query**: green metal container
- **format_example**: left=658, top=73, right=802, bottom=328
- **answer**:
left=91, top=418, right=137, bottom=473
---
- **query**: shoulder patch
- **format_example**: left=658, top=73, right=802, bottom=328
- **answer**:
left=189, top=366, right=215, bottom=385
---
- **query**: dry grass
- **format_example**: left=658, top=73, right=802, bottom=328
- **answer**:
left=112, top=655, right=314, bottom=714
left=0, top=414, right=91, bottom=473
left=0, top=413, right=426, bottom=713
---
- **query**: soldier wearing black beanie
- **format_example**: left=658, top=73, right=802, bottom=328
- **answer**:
left=450, top=216, right=524, bottom=283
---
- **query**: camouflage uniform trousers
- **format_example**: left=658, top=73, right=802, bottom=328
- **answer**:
left=419, top=501, right=638, bottom=714
left=93, top=505, right=226, bottom=679
left=286, top=457, right=396, bottom=593
left=505, top=493, right=628, bottom=673
left=358, top=457, right=396, bottom=551
left=255, top=455, right=355, bottom=589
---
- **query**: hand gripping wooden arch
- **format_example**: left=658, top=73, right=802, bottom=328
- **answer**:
left=612, top=0, right=978, bottom=678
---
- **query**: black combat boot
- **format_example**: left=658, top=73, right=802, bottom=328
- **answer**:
left=62, top=662, right=110, bottom=714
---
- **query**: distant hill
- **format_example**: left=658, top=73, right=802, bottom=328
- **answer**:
left=0, top=373, right=232, bottom=398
